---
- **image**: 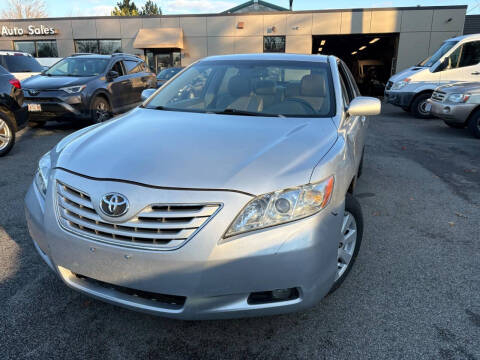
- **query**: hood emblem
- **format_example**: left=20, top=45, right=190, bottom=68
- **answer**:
left=28, top=89, right=40, bottom=96
left=100, top=193, right=129, bottom=217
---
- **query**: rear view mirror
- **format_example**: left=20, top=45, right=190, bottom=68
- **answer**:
left=347, top=96, right=381, bottom=116
left=141, top=88, right=156, bottom=102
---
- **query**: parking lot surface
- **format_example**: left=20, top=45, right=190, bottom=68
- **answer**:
left=1, top=105, right=479, bottom=359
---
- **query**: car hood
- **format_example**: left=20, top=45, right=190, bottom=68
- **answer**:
left=55, top=108, right=338, bottom=195
left=436, top=81, right=480, bottom=93
left=21, top=74, right=94, bottom=89
left=389, top=66, right=427, bottom=83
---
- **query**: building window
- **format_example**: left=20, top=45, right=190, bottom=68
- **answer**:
left=264, top=36, right=286, bottom=53
left=74, top=39, right=122, bottom=55
left=14, top=40, right=58, bottom=57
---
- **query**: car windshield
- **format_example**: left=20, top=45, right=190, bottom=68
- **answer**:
left=145, top=60, right=335, bottom=117
left=0, top=55, right=43, bottom=73
left=45, top=57, right=109, bottom=76
left=157, top=68, right=181, bottom=80
left=418, top=40, right=459, bottom=67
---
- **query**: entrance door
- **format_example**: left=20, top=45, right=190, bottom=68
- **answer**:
left=145, top=49, right=181, bottom=74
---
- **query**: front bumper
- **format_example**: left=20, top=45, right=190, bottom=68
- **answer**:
left=427, top=99, right=475, bottom=123
left=25, top=169, right=341, bottom=320
left=24, top=90, right=89, bottom=121
left=384, top=90, right=415, bottom=108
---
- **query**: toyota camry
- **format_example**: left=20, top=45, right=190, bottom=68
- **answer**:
left=25, top=54, right=381, bottom=319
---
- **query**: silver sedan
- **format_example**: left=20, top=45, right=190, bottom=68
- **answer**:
left=25, top=53, right=380, bottom=319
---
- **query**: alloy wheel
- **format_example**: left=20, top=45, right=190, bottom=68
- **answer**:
left=0, top=119, right=12, bottom=151
left=95, top=101, right=110, bottom=123
left=418, top=100, right=430, bottom=116
left=336, top=211, right=357, bottom=281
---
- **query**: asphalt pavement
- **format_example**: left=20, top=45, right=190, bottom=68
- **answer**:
left=0, top=104, right=479, bottom=359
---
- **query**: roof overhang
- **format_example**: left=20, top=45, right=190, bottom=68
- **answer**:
left=133, top=28, right=184, bottom=49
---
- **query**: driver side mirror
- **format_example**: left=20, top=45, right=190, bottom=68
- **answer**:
left=347, top=96, right=381, bottom=116
left=107, top=70, right=119, bottom=81
left=141, top=88, right=156, bottom=102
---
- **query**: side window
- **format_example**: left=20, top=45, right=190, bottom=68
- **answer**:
left=445, top=41, right=480, bottom=70
left=342, top=62, right=361, bottom=96
left=124, top=59, right=145, bottom=74
left=111, top=61, right=124, bottom=76
left=338, top=63, right=354, bottom=104
left=339, top=75, right=350, bottom=107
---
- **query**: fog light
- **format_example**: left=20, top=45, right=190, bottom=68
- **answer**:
left=272, top=288, right=293, bottom=300
left=443, top=106, right=451, bottom=114
left=247, top=288, right=299, bottom=304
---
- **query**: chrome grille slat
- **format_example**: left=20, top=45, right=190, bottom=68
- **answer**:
left=432, top=91, right=446, bottom=102
left=55, top=181, right=221, bottom=250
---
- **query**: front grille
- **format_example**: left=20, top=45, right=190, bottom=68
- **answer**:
left=56, top=181, right=221, bottom=250
left=74, top=273, right=186, bottom=308
left=431, top=91, right=446, bottom=102
left=385, top=81, right=393, bottom=90
left=24, top=97, right=61, bottom=103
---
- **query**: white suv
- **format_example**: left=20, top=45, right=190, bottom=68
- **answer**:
left=0, top=51, right=43, bottom=80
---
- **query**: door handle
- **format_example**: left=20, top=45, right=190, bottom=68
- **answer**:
left=472, top=71, right=480, bottom=75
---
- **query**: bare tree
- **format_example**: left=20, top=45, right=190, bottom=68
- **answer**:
left=1, top=0, right=48, bottom=19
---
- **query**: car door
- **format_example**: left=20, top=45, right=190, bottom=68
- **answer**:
left=108, top=60, right=130, bottom=111
left=338, top=61, right=364, bottom=172
left=439, top=41, right=480, bottom=83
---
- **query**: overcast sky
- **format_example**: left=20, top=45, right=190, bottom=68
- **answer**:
left=1, top=0, right=479, bottom=18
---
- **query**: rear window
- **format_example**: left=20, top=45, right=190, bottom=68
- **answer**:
left=0, top=55, right=43, bottom=73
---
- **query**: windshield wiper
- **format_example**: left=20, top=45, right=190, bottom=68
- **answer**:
left=214, top=108, right=281, bottom=117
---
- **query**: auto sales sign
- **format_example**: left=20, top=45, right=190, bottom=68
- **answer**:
left=1, top=25, right=56, bottom=36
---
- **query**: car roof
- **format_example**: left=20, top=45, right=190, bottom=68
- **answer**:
left=0, top=50, right=33, bottom=57
left=200, top=53, right=330, bottom=63
left=68, top=53, right=141, bottom=61
left=448, top=33, right=480, bottom=42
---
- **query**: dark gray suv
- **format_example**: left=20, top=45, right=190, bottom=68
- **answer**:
left=22, top=53, right=157, bottom=125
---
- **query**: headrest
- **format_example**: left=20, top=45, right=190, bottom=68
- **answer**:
left=228, top=75, right=251, bottom=97
left=254, top=80, right=276, bottom=95
left=300, top=74, right=326, bottom=97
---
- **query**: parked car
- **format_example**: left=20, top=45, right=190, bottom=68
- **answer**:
left=156, top=67, right=183, bottom=87
left=427, top=82, right=480, bottom=138
left=22, top=53, right=156, bottom=126
left=25, top=53, right=380, bottom=319
left=0, top=64, right=28, bottom=157
left=385, top=33, right=480, bottom=118
left=0, top=51, right=43, bottom=81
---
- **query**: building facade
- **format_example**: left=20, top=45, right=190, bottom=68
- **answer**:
left=0, top=5, right=467, bottom=77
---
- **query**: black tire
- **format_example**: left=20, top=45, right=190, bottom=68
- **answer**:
left=28, top=120, right=46, bottom=128
left=90, top=96, right=111, bottom=124
left=329, top=193, right=364, bottom=294
left=411, top=93, right=434, bottom=119
left=443, top=120, right=466, bottom=129
left=467, top=110, right=480, bottom=139
left=0, top=111, right=16, bottom=157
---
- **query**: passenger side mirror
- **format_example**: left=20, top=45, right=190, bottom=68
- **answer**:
left=347, top=96, right=381, bottom=116
left=141, top=88, right=156, bottom=102
left=107, top=70, right=119, bottom=81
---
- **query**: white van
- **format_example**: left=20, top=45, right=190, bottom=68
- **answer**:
left=385, top=34, right=480, bottom=118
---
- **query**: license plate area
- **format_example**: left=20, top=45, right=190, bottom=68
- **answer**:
left=28, top=104, right=42, bottom=112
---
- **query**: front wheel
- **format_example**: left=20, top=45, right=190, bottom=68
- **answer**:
left=329, top=193, right=364, bottom=294
left=467, top=110, right=480, bottom=139
left=411, top=93, right=434, bottom=119
left=90, top=96, right=111, bottom=124
left=0, top=112, right=15, bottom=157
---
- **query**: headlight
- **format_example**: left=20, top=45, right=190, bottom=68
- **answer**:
left=34, top=152, right=51, bottom=197
left=447, top=93, right=470, bottom=103
left=391, top=78, right=411, bottom=90
left=224, top=176, right=334, bottom=238
left=60, top=85, right=86, bottom=94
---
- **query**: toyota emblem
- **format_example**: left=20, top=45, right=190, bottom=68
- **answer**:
left=100, top=193, right=129, bottom=217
